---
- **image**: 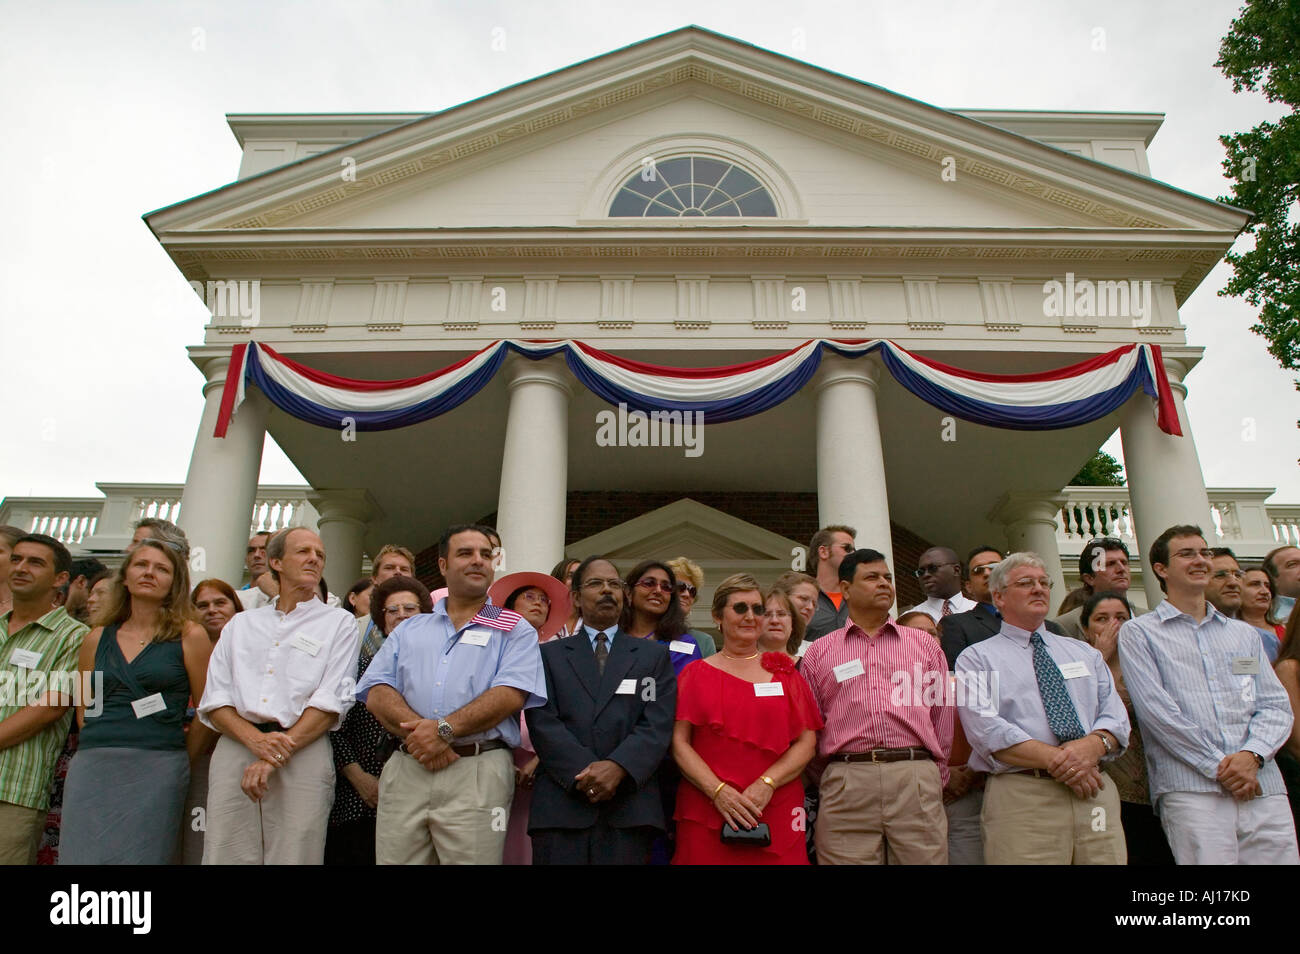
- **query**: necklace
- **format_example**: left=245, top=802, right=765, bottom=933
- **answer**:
left=720, top=649, right=759, bottom=660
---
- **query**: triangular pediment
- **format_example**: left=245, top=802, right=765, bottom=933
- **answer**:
left=146, top=27, right=1247, bottom=238
left=567, top=498, right=800, bottom=562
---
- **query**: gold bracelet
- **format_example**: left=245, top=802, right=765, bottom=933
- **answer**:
left=711, top=781, right=726, bottom=800
left=760, top=775, right=776, bottom=789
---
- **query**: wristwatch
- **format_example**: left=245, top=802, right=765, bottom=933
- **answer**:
left=1251, top=752, right=1264, bottom=768
left=437, top=719, right=455, bottom=743
left=760, top=775, right=776, bottom=789
left=1092, top=731, right=1113, bottom=755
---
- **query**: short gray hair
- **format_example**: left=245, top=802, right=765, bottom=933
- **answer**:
left=266, top=527, right=319, bottom=583
left=988, top=552, right=1047, bottom=595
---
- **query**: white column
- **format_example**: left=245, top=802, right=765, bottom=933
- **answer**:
left=496, top=355, right=571, bottom=575
left=308, top=489, right=377, bottom=594
left=990, top=492, right=1069, bottom=599
left=814, top=355, right=893, bottom=570
left=178, top=356, right=268, bottom=584
left=1120, top=355, right=1214, bottom=608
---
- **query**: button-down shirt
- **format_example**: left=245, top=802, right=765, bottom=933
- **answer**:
left=199, top=596, right=359, bottom=732
left=0, top=606, right=87, bottom=810
left=911, top=593, right=976, bottom=622
left=583, top=624, right=617, bottom=652
left=355, top=598, right=546, bottom=747
left=956, top=621, right=1130, bottom=775
left=1117, top=600, right=1293, bottom=802
left=801, top=618, right=954, bottom=784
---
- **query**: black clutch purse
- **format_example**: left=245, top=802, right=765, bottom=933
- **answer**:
left=719, top=822, right=771, bottom=847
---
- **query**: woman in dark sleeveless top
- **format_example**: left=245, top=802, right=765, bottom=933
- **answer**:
left=59, top=538, right=211, bottom=864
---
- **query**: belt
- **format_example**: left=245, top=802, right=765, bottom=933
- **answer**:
left=399, top=739, right=510, bottom=758
left=832, top=747, right=933, bottom=763
left=1020, top=769, right=1059, bottom=781
left=253, top=721, right=288, bottom=733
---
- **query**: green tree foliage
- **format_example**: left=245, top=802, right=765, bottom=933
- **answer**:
left=1215, top=0, right=1300, bottom=381
left=1070, top=450, right=1125, bottom=487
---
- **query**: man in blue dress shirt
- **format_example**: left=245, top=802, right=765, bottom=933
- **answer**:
left=957, top=552, right=1130, bottom=864
left=358, top=524, right=547, bottom=865
left=1119, top=524, right=1298, bottom=865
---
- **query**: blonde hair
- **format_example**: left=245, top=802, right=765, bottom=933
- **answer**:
left=93, top=539, right=193, bottom=642
left=666, top=557, right=703, bottom=590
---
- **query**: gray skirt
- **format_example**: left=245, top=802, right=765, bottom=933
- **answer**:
left=59, top=747, right=189, bottom=865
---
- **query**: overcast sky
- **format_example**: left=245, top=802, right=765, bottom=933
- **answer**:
left=1, top=0, right=1295, bottom=507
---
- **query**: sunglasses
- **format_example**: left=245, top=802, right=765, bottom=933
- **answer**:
left=728, top=602, right=764, bottom=616
left=914, top=563, right=958, bottom=578
left=634, top=578, right=674, bottom=594
left=676, top=581, right=698, bottom=598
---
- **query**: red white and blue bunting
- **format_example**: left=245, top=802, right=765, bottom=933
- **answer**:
left=215, top=339, right=1181, bottom=438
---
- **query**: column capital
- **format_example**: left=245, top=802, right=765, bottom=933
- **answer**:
left=198, top=355, right=233, bottom=398
left=308, top=488, right=383, bottom=526
left=988, top=491, right=1067, bottom=529
left=1161, top=356, right=1190, bottom=399
left=505, top=353, right=573, bottom=397
left=813, top=353, right=881, bottom=395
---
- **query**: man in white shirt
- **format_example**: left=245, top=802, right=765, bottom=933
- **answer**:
left=909, top=547, right=975, bottom=622
left=199, top=527, right=359, bottom=864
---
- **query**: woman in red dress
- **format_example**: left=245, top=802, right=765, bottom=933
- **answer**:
left=672, top=573, right=822, bottom=865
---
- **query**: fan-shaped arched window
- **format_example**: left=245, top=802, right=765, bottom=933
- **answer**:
left=608, top=156, right=778, bottom=217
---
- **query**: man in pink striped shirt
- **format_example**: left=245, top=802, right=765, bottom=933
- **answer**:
left=802, top=548, right=954, bottom=864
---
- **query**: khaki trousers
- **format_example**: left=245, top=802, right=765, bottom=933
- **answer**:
left=376, top=748, right=513, bottom=865
left=982, top=770, right=1126, bottom=865
left=815, top=759, right=948, bottom=865
left=203, top=734, right=334, bottom=865
left=0, top=800, right=44, bottom=865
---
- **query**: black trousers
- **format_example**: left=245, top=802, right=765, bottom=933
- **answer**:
left=531, top=823, right=657, bottom=865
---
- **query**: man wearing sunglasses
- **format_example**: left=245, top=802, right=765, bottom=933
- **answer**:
left=1118, top=525, right=1298, bottom=865
left=908, top=547, right=976, bottom=623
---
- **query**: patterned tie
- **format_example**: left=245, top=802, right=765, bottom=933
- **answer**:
left=594, top=631, right=609, bottom=676
left=942, top=600, right=953, bottom=617
left=1030, top=632, right=1085, bottom=742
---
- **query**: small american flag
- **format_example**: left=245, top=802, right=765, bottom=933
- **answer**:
left=472, top=604, right=524, bottom=632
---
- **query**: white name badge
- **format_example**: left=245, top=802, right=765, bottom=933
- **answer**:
left=754, top=681, right=784, bottom=697
left=291, top=633, right=322, bottom=657
left=8, top=648, right=41, bottom=669
left=1058, top=661, right=1090, bottom=680
left=130, top=693, right=166, bottom=719
left=833, top=658, right=866, bottom=683
left=668, top=640, right=696, bottom=656
left=460, top=627, right=491, bottom=647
left=1232, top=656, right=1261, bottom=675
left=616, top=678, right=637, bottom=695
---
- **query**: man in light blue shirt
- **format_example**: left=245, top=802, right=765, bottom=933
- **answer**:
left=1118, top=524, right=1298, bottom=865
left=957, top=552, right=1130, bottom=864
left=358, top=523, right=546, bottom=865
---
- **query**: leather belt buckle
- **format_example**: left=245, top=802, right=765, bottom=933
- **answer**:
left=870, top=750, right=883, bottom=763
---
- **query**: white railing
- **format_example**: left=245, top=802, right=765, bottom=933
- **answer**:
left=0, top=483, right=317, bottom=553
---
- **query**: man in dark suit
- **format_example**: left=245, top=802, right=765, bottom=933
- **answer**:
left=525, top=556, right=676, bottom=865
left=939, top=546, right=1064, bottom=669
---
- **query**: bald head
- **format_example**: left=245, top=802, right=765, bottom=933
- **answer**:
left=917, top=546, right=962, bottom=599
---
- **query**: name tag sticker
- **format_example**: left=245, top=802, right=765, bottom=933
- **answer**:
left=130, top=693, right=166, bottom=719
left=616, top=678, right=637, bottom=695
left=1232, top=656, right=1261, bottom=675
left=754, top=681, right=784, bottom=697
left=668, top=640, right=696, bottom=656
left=8, top=648, right=41, bottom=669
left=833, top=659, right=865, bottom=683
left=1058, top=661, right=1090, bottom=680
left=460, top=627, right=491, bottom=647
left=290, top=634, right=322, bottom=657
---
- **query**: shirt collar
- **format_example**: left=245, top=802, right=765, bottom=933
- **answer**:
left=2, top=605, right=67, bottom=634
left=998, top=619, right=1047, bottom=646
left=1155, top=597, right=1226, bottom=626
left=846, top=618, right=898, bottom=640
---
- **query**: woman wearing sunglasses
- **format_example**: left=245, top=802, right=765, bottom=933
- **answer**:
left=621, top=561, right=700, bottom=676
left=672, top=574, right=822, bottom=864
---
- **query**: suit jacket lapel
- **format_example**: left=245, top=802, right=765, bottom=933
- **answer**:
left=563, top=629, right=601, bottom=701
left=593, top=628, right=639, bottom=717
left=975, top=603, right=1000, bottom=638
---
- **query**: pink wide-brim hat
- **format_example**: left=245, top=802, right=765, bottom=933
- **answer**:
left=487, top=571, right=573, bottom=640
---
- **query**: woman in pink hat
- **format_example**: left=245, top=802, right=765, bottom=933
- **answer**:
left=488, top=571, right=573, bottom=865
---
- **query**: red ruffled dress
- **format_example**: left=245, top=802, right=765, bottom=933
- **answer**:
left=673, top=653, right=823, bottom=865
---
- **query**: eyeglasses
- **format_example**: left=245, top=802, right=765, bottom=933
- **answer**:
left=914, top=563, right=958, bottom=578
left=516, top=590, right=550, bottom=606
left=676, top=582, right=698, bottom=598
left=1212, top=569, right=1245, bottom=580
left=384, top=604, right=421, bottom=617
left=1171, top=548, right=1216, bottom=561
left=969, top=565, right=996, bottom=576
left=580, top=578, right=624, bottom=591
left=634, top=578, right=674, bottom=594
left=728, top=602, right=763, bottom=616
left=1007, top=577, right=1053, bottom=591
left=763, top=608, right=790, bottom=619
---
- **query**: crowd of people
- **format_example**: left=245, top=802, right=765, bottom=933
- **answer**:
left=0, top=515, right=1297, bottom=865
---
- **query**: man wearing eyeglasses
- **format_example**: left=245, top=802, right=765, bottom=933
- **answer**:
left=1203, top=547, right=1281, bottom=663
left=357, top=524, right=546, bottom=865
left=1118, top=525, right=1298, bottom=865
left=956, top=552, right=1130, bottom=864
left=908, top=547, right=975, bottom=623
left=1052, top=537, right=1145, bottom=641
left=805, top=525, right=856, bottom=641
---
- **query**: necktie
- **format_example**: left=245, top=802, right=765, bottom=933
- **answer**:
left=942, top=600, right=953, bottom=617
left=1031, top=633, right=1085, bottom=742
left=594, top=631, right=609, bottom=676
